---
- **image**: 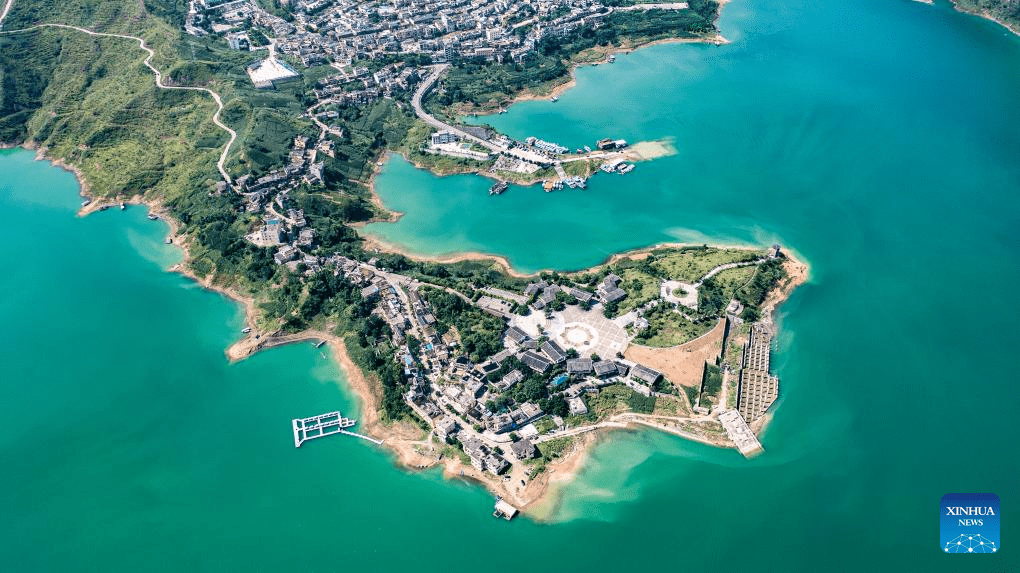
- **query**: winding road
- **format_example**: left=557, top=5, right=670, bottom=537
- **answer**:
left=411, top=64, right=502, bottom=152
left=0, top=2, right=237, bottom=184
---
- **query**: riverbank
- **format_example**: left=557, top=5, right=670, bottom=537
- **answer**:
left=949, top=0, right=1020, bottom=36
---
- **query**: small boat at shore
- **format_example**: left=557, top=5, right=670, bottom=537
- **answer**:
left=99, top=205, right=109, bottom=211
left=120, top=202, right=126, bottom=210
left=81, top=199, right=91, bottom=207
left=242, top=327, right=252, bottom=334
left=550, top=96, right=558, bottom=102
left=147, top=213, right=159, bottom=220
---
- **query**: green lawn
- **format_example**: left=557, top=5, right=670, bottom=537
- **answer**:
left=634, top=312, right=715, bottom=347
left=617, top=267, right=661, bottom=313
left=650, top=247, right=763, bottom=282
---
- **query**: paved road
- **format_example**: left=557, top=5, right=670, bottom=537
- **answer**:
left=0, top=13, right=238, bottom=184
left=411, top=64, right=502, bottom=153
left=696, top=258, right=765, bottom=286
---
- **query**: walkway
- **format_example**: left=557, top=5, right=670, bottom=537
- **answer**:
left=0, top=0, right=15, bottom=28
left=0, top=6, right=237, bottom=184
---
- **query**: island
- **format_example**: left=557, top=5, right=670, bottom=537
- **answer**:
left=0, top=0, right=807, bottom=516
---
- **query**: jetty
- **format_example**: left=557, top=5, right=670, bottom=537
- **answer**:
left=493, top=499, right=519, bottom=520
left=292, top=411, right=356, bottom=447
left=718, top=410, right=763, bottom=457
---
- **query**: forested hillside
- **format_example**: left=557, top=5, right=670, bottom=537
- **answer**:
left=953, top=0, right=1020, bottom=31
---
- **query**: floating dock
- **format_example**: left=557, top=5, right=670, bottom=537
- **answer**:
left=494, top=499, right=519, bottom=520
left=292, top=411, right=356, bottom=447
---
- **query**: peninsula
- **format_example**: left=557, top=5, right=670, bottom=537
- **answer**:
left=0, top=0, right=807, bottom=515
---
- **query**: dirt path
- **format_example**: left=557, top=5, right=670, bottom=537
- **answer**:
left=0, top=13, right=237, bottom=184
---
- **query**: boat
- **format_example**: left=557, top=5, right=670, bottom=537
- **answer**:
left=583, top=145, right=592, bottom=153
left=608, top=55, right=616, bottom=63
left=600, top=159, right=623, bottom=173
left=147, top=213, right=159, bottom=221
left=242, top=327, right=252, bottom=334
left=489, top=181, right=509, bottom=196
left=120, top=202, right=126, bottom=210
left=81, top=199, right=91, bottom=207
left=498, top=109, right=507, bottom=114
left=550, top=96, right=558, bottom=102
left=618, top=163, right=635, bottom=174
left=99, top=205, right=109, bottom=211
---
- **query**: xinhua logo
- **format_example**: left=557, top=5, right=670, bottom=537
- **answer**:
left=941, top=493, right=999, bottom=554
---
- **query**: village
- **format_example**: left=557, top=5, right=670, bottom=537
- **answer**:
left=179, top=0, right=788, bottom=505
left=181, top=0, right=694, bottom=195
left=185, top=0, right=692, bottom=72
left=236, top=166, right=788, bottom=487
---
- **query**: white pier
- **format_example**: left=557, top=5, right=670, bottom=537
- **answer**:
left=340, top=429, right=383, bottom=445
left=292, top=411, right=356, bottom=447
left=718, top=409, right=764, bottom=458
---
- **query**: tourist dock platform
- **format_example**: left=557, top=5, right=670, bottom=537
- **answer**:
left=292, top=411, right=356, bottom=447
left=718, top=410, right=763, bottom=458
left=494, top=499, right=519, bottom=520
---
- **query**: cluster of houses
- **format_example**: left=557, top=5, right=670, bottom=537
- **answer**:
left=523, top=273, right=626, bottom=311
left=190, top=0, right=622, bottom=68
left=312, top=62, right=420, bottom=104
left=237, top=135, right=327, bottom=216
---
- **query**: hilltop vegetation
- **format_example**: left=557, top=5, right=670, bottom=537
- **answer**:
left=952, top=0, right=1020, bottom=31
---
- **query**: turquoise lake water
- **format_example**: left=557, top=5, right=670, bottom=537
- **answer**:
left=2, top=0, right=1019, bottom=569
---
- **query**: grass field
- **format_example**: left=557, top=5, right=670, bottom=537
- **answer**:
left=650, top=247, right=763, bottom=282
left=617, top=267, right=661, bottom=313
left=634, top=309, right=715, bottom=347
